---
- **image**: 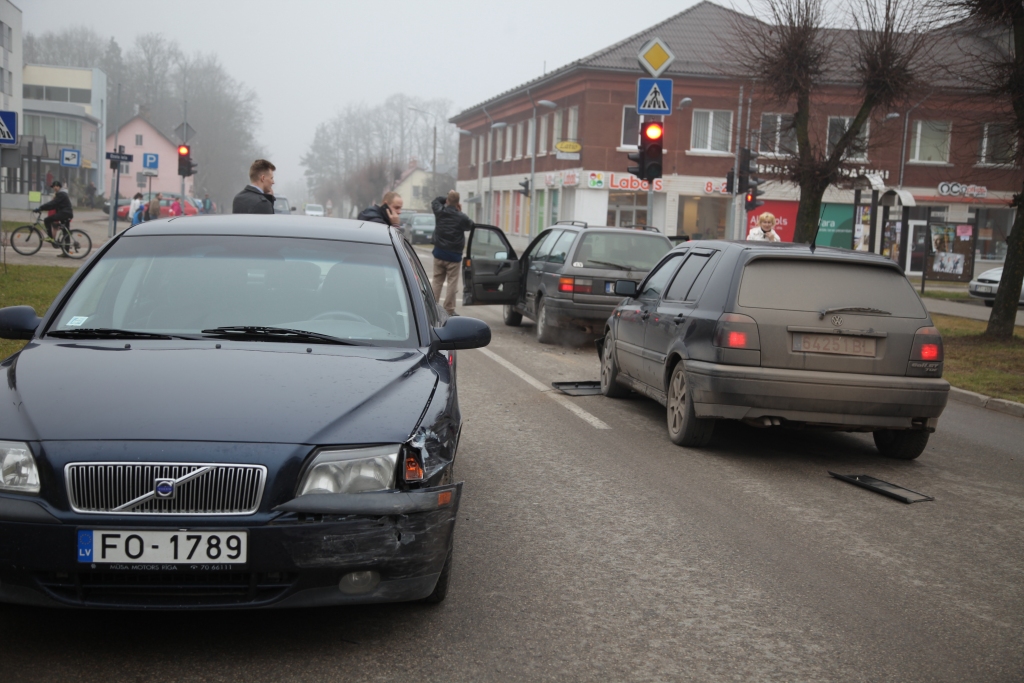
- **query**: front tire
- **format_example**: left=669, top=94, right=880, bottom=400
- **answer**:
left=61, top=229, right=92, bottom=259
left=666, top=363, right=714, bottom=447
left=873, top=429, right=929, bottom=460
left=9, top=226, right=42, bottom=255
left=600, top=330, right=630, bottom=398
left=984, top=300, right=994, bottom=307
left=503, top=304, right=523, bottom=327
left=535, top=297, right=556, bottom=344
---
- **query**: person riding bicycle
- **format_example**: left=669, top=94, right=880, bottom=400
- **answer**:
left=33, top=180, right=74, bottom=245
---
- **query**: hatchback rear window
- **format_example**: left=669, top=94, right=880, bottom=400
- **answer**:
left=738, top=259, right=927, bottom=318
left=572, top=233, right=671, bottom=271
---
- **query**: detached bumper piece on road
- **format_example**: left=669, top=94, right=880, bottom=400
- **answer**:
left=0, top=484, right=461, bottom=609
left=829, top=473, right=934, bottom=504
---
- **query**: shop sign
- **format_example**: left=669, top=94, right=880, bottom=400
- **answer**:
left=605, top=172, right=663, bottom=192
left=938, top=181, right=987, bottom=198
left=703, top=179, right=730, bottom=195
left=554, top=141, right=582, bottom=153
left=815, top=203, right=854, bottom=248
left=562, top=170, right=580, bottom=187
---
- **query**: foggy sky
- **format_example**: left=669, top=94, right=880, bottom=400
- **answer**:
left=20, top=0, right=702, bottom=193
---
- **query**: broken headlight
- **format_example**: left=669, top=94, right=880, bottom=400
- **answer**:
left=297, top=446, right=399, bottom=495
left=0, top=441, right=40, bottom=494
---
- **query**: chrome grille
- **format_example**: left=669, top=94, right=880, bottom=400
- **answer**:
left=65, top=463, right=267, bottom=515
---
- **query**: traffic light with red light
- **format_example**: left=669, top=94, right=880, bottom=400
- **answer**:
left=640, top=121, right=664, bottom=181
left=177, top=145, right=197, bottom=177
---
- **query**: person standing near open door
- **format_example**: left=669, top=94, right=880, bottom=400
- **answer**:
left=431, top=191, right=473, bottom=316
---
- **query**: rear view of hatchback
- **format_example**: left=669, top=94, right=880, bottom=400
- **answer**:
left=601, top=242, right=949, bottom=459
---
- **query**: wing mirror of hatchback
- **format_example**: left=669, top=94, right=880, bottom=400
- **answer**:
left=0, top=306, right=42, bottom=340
left=494, top=251, right=508, bottom=260
left=614, top=280, right=638, bottom=297
left=431, top=316, right=492, bottom=351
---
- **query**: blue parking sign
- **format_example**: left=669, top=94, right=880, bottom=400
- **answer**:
left=142, top=153, right=159, bottom=169
left=0, top=110, right=17, bottom=146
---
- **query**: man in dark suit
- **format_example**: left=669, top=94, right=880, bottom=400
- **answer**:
left=232, top=159, right=276, bottom=214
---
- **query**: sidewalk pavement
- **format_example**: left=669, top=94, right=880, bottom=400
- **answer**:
left=923, top=297, right=1024, bottom=327
left=2, top=209, right=113, bottom=268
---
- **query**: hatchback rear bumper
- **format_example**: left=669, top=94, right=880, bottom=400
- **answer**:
left=685, top=360, right=949, bottom=430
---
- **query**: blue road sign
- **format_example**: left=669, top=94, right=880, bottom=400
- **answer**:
left=142, top=152, right=159, bottom=169
left=60, top=148, right=82, bottom=168
left=637, top=78, right=673, bottom=116
left=0, top=110, right=17, bottom=146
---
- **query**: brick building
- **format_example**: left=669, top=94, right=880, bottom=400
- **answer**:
left=450, top=1, right=1018, bottom=274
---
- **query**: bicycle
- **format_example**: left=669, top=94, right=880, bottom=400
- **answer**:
left=9, top=213, right=92, bottom=260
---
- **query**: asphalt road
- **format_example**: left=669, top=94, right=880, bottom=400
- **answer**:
left=1, top=296, right=1021, bottom=682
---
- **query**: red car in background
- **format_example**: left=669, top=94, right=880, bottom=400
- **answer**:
left=116, top=193, right=200, bottom=219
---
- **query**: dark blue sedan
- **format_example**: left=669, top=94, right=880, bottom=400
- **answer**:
left=0, top=215, right=490, bottom=609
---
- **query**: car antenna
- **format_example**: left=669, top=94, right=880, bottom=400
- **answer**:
left=809, top=203, right=826, bottom=254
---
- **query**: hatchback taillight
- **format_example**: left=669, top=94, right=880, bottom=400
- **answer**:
left=558, top=276, right=592, bottom=294
left=910, top=326, right=944, bottom=362
left=713, top=313, right=760, bottom=350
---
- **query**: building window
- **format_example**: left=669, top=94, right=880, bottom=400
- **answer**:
left=911, top=120, right=951, bottom=163
left=527, top=118, right=535, bottom=156
left=470, top=136, right=477, bottom=166
left=621, top=106, right=641, bottom=147
left=567, top=106, right=579, bottom=141
left=979, top=123, right=1015, bottom=166
left=69, top=88, right=92, bottom=104
left=44, top=86, right=70, bottom=102
left=505, top=123, right=513, bottom=160
left=413, top=185, right=421, bottom=199
left=494, top=128, right=503, bottom=162
left=23, top=114, right=82, bottom=146
left=827, top=116, right=869, bottom=161
left=691, top=110, right=732, bottom=152
left=135, top=134, right=143, bottom=146
left=120, top=162, right=130, bottom=174
left=515, top=121, right=523, bottom=159
left=552, top=110, right=563, bottom=148
left=485, top=133, right=491, bottom=164
left=759, top=113, right=797, bottom=155
left=539, top=115, right=548, bottom=154
left=23, top=84, right=44, bottom=100
left=0, top=21, right=5, bottom=50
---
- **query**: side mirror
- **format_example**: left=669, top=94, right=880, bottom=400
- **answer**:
left=431, top=316, right=491, bottom=351
left=494, top=251, right=508, bottom=261
left=614, top=280, right=638, bottom=297
left=0, top=306, right=42, bottom=340
left=290, top=206, right=297, bottom=211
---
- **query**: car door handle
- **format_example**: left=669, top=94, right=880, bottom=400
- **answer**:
left=673, top=314, right=686, bottom=325
left=641, top=311, right=650, bottom=321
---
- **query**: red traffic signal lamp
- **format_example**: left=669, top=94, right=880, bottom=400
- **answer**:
left=177, top=145, right=197, bottom=177
left=643, top=121, right=663, bottom=141
left=640, top=121, right=663, bottom=181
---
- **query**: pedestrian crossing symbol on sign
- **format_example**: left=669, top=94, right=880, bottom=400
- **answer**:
left=0, top=110, right=16, bottom=145
left=636, top=78, right=673, bottom=116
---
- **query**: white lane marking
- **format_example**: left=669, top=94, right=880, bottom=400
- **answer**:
left=476, top=347, right=611, bottom=430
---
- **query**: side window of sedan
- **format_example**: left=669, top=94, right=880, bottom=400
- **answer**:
left=639, top=254, right=684, bottom=299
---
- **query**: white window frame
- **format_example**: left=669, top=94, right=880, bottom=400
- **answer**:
left=539, top=115, right=548, bottom=155
left=620, top=105, right=641, bottom=148
left=567, top=106, right=579, bottom=141
left=470, top=136, right=476, bottom=166
left=514, top=121, right=523, bottom=159
left=690, top=109, right=733, bottom=153
left=504, top=124, right=513, bottom=160
left=485, top=132, right=492, bottom=164
left=759, top=113, right=797, bottom=156
left=135, top=134, right=143, bottom=146
left=826, top=116, right=869, bottom=162
left=552, top=110, right=563, bottom=148
left=495, top=128, right=504, bottom=162
left=910, top=120, right=951, bottom=164
left=527, top=118, right=536, bottom=157
left=978, top=122, right=1016, bottom=167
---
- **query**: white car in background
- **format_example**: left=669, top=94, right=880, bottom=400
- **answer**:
left=304, top=203, right=325, bottom=217
left=968, top=267, right=1024, bottom=306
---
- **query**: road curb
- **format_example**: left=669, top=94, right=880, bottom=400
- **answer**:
left=949, top=386, right=1024, bottom=418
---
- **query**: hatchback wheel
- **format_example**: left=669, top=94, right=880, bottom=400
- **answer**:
left=600, top=331, right=630, bottom=398
left=535, top=298, right=555, bottom=344
left=666, top=363, right=714, bottom=447
left=873, top=429, right=929, bottom=460
left=503, top=304, right=523, bottom=327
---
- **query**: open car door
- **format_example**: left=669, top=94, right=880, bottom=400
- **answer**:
left=462, top=225, right=522, bottom=305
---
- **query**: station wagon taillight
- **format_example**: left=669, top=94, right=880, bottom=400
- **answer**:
left=713, top=313, right=760, bottom=350
left=558, top=276, right=592, bottom=294
left=910, top=326, right=944, bottom=362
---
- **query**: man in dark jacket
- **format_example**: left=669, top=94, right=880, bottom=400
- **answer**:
left=34, top=181, right=74, bottom=245
left=430, top=191, right=473, bottom=315
left=357, top=191, right=403, bottom=226
left=232, top=159, right=276, bottom=214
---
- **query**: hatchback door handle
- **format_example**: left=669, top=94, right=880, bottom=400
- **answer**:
left=673, top=314, right=686, bottom=325
left=641, top=311, right=650, bottom=321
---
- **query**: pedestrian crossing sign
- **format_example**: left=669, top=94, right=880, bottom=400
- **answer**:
left=0, top=110, right=17, bottom=146
left=637, top=78, right=673, bottom=116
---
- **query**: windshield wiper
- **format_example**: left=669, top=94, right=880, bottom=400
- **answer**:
left=200, top=326, right=359, bottom=345
left=586, top=259, right=634, bottom=270
left=48, top=328, right=175, bottom=339
left=818, top=307, right=891, bottom=320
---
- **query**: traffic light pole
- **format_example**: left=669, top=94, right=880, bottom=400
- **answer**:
left=180, top=100, right=188, bottom=209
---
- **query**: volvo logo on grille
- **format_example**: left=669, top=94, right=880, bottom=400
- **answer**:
left=154, top=478, right=176, bottom=499
left=831, top=315, right=844, bottom=327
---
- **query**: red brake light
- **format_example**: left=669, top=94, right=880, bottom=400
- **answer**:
left=713, top=313, right=760, bottom=351
left=558, top=276, right=574, bottom=293
left=727, top=331, right=747, bottom=348
left=558, top=276, right=592, bottom=294
left=919, top=343, right=939, bottom=361
left=910, top=326, right=944, bottom=363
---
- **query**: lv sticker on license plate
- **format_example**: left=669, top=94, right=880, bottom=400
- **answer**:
left=77, top=529, right=248, bottom=564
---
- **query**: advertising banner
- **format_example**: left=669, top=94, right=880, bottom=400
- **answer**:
left=746, top=200, right=798, bottom=242
left=815, top=203, right=854, bottom=248
left=925, top=222, right=975, bottom=282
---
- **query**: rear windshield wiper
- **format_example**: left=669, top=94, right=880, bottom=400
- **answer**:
left=48, top=328, right=175, bottom=340
left=586, top=259, right=634, bottom=270
left=200, top=326, right=360, bottom=345
left=818, top=307, right=891, bottom=320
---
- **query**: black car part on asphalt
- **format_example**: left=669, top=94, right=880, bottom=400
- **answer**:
left=829, top=473, right=934, bottom=504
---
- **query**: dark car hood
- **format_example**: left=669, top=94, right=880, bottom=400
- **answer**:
left=3, top=341, right=437, bottom=444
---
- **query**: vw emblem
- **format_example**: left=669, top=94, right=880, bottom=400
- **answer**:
left=154, top=478, right=176, bottom=499
left=831, top=315, right=844, bottom=327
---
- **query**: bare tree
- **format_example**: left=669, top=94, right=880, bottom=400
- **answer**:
left=736, top=0, right=929, bottom=244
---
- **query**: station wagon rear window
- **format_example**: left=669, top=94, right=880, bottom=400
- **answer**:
left=572, top=232, right=671, bottom=271
left=738, top=259, right=927, bottom=318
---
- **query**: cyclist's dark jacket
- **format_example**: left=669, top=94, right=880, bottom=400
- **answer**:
left=37, top=190, right=74, bottom=218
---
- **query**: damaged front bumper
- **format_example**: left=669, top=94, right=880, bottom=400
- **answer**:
left=0, top=483, right=462, bottom=609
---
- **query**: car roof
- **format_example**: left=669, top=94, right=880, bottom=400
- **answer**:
left=123, top=215, right=395, bottom=245
left=676, top=239, right=905, bottom=267
left=544, top=225, right=670, bottom=237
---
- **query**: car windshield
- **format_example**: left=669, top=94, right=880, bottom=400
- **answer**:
left=412, top=215, right=435, bottom=227
left=51, top=235, right=415, bottom=346
left=573, top=232, right=671, bottom=271
left=274, top=199, right=290, bottom=213
left=738, top=258, right=928, bottom=318
left=306, top=204, right=323, bottom=211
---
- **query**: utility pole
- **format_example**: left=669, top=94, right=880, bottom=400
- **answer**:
left=107, top=83, right=121, bottom=238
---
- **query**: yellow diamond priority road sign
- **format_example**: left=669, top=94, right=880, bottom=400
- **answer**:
left=637, top=37, right=675, bottom=78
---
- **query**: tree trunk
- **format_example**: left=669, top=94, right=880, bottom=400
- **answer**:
left=793, top=179, right=827, bottom=244
left=985, top=190, right=1024, bottom=338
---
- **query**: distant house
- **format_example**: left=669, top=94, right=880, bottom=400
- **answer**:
left=392, top=161, right=455, bottom=212
left=105, top=116, right=189, bottom=198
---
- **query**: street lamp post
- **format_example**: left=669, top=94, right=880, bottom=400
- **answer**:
left=528, top=98, right=557, bottom=236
